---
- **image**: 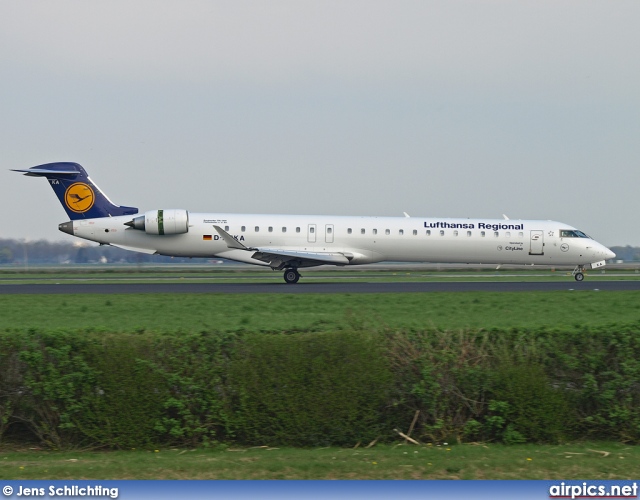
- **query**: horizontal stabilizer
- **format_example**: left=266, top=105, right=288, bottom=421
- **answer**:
left=11, top=168, right=80, bottom=177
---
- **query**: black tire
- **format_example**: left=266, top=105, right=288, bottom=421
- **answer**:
left=284, top=269, right=300, bottom=284
left=574, top=272, right=584, bottom=282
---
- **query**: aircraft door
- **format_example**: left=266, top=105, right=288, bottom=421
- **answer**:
left=529, top=230, right=544, bottom=255
left=325, top=224, right=334, bottom=243
left=307, top=224, right=317, bottom=243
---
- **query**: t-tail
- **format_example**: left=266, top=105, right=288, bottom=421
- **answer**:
left=12, top=162, right=138, bottom=220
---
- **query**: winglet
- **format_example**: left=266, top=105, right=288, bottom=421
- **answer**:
left=213, top=225, right=252, bottom=250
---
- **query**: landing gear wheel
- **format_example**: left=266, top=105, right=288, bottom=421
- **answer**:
left=283, top=268, right=300, bottom=284
left=574, top=272, right=584, bottom=282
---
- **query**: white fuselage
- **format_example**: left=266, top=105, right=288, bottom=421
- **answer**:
left=69, top=213, right=614, bottom=269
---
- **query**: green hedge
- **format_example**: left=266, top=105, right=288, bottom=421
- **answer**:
left=226, top=331, right=390, bottom=446
left=0, top=324, right=639, bottom=449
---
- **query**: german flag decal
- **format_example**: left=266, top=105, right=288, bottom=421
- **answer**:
left=203, top=235, right=212, bottom=241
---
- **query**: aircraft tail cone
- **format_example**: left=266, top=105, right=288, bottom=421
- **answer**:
left=58, top=221, right=74, bottom=235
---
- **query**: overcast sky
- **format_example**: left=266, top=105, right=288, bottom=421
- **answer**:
left=2, top=1, right=638, bottom=246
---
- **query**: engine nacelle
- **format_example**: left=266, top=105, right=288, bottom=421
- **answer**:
left=125, top=209, right=189, bottom=235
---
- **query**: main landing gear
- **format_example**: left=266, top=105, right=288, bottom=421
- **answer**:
left=283, top=268, right=301, bottom=284
left=572, top=265, right=586, bottom=282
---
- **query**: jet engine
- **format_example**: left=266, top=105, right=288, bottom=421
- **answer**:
left=125, top=209, right=189, bottom=235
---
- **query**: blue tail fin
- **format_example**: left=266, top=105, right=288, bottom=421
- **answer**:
left=12, top=162, right=138, bottom=220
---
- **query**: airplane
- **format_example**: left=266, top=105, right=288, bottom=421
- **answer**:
left=13, top=162, right=615, bottom=284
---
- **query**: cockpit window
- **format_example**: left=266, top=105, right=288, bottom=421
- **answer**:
left=560, top=229, right=590, bottom=238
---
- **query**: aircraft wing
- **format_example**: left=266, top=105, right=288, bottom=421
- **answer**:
left=251, top=248, right=351, bottom=266
left=213, top=225, right=253, bottom=250
left=110, top=243, right=158, bottom=255
left=212, top=225, right=351, bottom=268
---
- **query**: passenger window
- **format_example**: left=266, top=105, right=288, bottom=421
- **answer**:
left=373, top=229, right=377, bottom=235
left=481, top=231, right=485, bottom=237
left=268, top=227, right=273, bottom=232
left=413, top=230, right=417, bottom=235
left=282, top=227, right=286, bottom=233
left=225, top=225, right=229, bottom=231
left=506, top=231, right=511, bottom=237
left=385, top=229, right=390, bottom=235
left=440, top=230, right=445, bottom=236
left=327, top=227, right=332, bottom=234
left=518, top=232, right=523, bottom=237
left=255, top=226, right=259, bottom=232
left=399, top=229, right=404, bottom=235
left=310, top=227, right=315, bottom=233
left=426, top=230, right=431, bottom=236
left=453, top=230, right=458, bottom=236
left=494, top=231, right=499, bottom=237
left=467, top=231, right=472, bottom=237
left=361, top=228, right=365, bottom=235
left=296, top=227, right=300, bottom=233
left=348, top=228, right=352, bottom=234
left=241, top=226, right=246, bottom=232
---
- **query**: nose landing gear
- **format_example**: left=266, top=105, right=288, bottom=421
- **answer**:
left=572, top=265, right=586, bottom=282
left=283, top=268, right=301, bottom=284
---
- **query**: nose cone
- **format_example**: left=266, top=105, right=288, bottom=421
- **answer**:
left=605, top=248, right=616, bottom=260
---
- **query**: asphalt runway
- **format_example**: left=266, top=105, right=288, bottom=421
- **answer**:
left=2, top=280, right=640, bottom=294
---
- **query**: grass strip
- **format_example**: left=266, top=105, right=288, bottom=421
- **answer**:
left=1, top=443, right=636, bottom=480
left=2, top=291, right=640, bottom=333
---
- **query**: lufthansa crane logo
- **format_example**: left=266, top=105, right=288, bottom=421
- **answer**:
left=64, top=182, right=95, bottom=213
